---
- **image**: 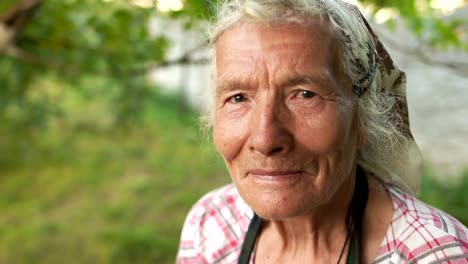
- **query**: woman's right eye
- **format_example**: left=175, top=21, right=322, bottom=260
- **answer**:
left=228, top=94, right=247, bottom=103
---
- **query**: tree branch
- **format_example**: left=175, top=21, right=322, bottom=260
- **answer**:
left=2, top=43, right=210, bottom=77
left=3, top=45, right=80, bottom=74
left=129, top=43, right=210, bottom=75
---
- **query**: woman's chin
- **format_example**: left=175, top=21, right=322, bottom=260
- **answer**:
left=235, top=177, right=326, bottom=220
left=244, top=192, right=313, bottom=220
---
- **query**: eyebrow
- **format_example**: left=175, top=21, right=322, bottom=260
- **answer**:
left=280, top=75, right=336, bottom=91
left=215, top=79, right=252, bottom=97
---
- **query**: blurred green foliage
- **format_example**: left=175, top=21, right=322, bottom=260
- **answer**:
left=419, top=167, right=468, bottom=225
left=0, top=86, right=229, bottom=263
left=0, top=0, right=467, bottom=263
left=359, top=0, right=468, bottom=49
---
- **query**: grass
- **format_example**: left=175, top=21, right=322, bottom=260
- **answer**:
left=0, top=91, right=467, bottom=263
left=0, top=93, right=230, bottom=263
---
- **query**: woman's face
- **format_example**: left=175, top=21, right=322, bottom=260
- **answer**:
left=213, top=21, right=363, bottom=219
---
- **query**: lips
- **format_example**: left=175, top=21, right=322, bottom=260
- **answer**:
left=247, top=169, right=305, bottom=182
left=249, top=170, right=302, bottom=176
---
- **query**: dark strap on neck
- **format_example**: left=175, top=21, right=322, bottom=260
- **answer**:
left=352, top=166, right=369, bottom=236
left=347, top=165, right=369, bottom=263
left=238, top=213, right=262, bottom=264
left=238, top=166, right=369, bottom=264
left=346, top=230, right=361, bottom=263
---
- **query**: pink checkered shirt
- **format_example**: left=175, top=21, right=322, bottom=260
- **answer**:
left=177, top=184, right=468, bottom=263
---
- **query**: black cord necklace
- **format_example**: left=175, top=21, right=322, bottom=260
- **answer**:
left=238, top=166, right=369, bottom=264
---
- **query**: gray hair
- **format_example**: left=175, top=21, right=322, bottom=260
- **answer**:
left=204, top=0, right=421, bottom=194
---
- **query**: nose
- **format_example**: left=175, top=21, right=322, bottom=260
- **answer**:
left=248, top=97, right=294, bottom=156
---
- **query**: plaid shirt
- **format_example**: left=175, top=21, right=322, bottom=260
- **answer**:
left=177, top=184, right=468, bottom=263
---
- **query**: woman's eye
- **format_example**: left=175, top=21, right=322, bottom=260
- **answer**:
left=229, top=94, right=247, bottom=103
left=299, top=90, right=316, bottom=99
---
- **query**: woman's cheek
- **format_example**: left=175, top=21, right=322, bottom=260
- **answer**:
left=213, top=112, right=250, bottom=161
left=293, top=104, right=348, bottom=151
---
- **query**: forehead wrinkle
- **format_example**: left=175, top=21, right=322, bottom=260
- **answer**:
left=215, top=21, right=345, bottom=98
left=215, top=31, right=265, bottom=96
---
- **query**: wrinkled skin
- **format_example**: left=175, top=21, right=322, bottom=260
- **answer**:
left=213, top=21, right=363, bottom=220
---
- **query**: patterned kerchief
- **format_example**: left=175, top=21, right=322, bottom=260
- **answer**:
left=334, top=1, right=421, bottom=194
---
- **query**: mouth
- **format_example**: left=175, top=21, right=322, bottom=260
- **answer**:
left=247, top=169, right=305, bottom=182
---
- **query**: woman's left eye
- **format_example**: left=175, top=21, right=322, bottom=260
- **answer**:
left=299, top=90, right=316, bottom=99
left=228, top=94, right=247, bottom=103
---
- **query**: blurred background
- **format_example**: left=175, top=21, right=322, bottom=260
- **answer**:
left=0, top=0, right=467, bottom=263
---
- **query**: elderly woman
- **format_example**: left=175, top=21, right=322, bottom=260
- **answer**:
left=177, top=0, right=468, bottom=263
